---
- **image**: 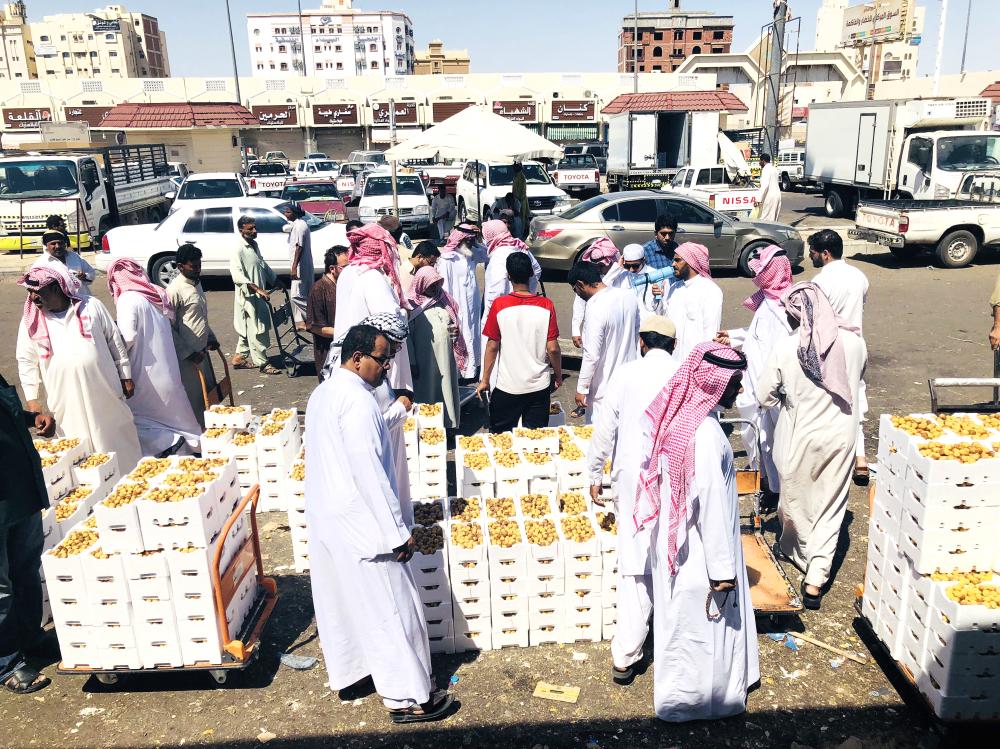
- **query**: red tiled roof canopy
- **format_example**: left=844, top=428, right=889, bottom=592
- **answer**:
left=602, top=91, right=748, bottom=114
left=97, top=102, right=259, bottom=129
left=979, top=82, right=1000, bottom=104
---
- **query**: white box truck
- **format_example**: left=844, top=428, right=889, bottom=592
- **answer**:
left=606, top=109, right=720, bottom=192
left=805, top=97, right=999, bottom=218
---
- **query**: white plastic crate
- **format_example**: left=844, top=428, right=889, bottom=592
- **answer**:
left=491, top=623, right=529, bottom=649
left=414, top=403, right=445, bottom=431
left=72, top=452, right=119, bottom=495
left=82, top=550, right=130, bottom=603
left=528, top=593, right=564, bottom=629
left=513, top=428, right=559, bottom=454
left=56, top=623, right=101, bottom=669
left=137, top=484, right=219, bottom=551
left=495, top=477, right=529, bottom=498
left=94, top=486, right=147, bottom=554
left=899, top=523, right=993, bottom=575
left=204, top=405, right=252, bottom=430
left=453, top=615, right=493, bottom=652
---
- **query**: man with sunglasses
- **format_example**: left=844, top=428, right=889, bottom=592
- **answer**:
left=621, top=244, right=668, bottom=320
left=305, top=324, right=454, bottom=725
left=642, top=214, right=679, bottom=271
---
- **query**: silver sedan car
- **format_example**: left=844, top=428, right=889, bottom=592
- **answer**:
left=528, top=191, right=804, bottom=275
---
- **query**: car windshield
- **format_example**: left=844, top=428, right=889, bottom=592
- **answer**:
left=274, top=202, right=327, bottom=229
left=282, top=183, right=341, bottom=200
left=936, top=135, right=1000, bottom=172
left=310, top=161, right=337, bottom=172
left=178, top=178, right=243, bottom=199
left=559, top=194, right=609, bottom=220
left=0, top=160, right=80, bottom=199
left=564, top=146, right=583, bottom=155
left=248, top=164, right=286, bottom=176
left=489, top=164, right=550, bottom=186
left=364, top=176, right=424, bottom=196
left=557, top=155, right=596, bottom=169
left=266, top=152, right=287, bottom=160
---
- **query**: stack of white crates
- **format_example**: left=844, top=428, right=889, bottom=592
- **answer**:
left=863, top=413, right=1000, bottom=721
left=409, top=499, right=452, bottom=653
left=255, top=409, right=302, bottom=512
left=285, top=451, right=308, bottom=572
left=42, top=455, right=256, bottom=671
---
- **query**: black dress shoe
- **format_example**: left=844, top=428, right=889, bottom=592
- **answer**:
left=801, top=581, right=823, bottom=610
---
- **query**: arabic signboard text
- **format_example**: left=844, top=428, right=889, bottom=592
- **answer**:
left=312, top=104, right=358, bottom=126
left=3, top=108, right=53, bottom=130
left=550, top=100, right=595, bottom=122
left=841, top=0, right=907, bottom=46
left=493, top=101, right=537, bottom=122
left=252, top=105, right=298, bottom=127
left=92, top=18, right=121, bottom=33
left=64, top=106, right=112, bottom=127
left=372, top=101, right=417, bottom=125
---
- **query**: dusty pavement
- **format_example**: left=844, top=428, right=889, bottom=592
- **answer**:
left=1, top=242, right=998, bottom=749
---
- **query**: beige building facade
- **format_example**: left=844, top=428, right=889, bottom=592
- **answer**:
left=0, top=2, right=35, bottom=80
left=413, top=40, right=469, bottom=75
left=30, top=4, right=169, bottom=80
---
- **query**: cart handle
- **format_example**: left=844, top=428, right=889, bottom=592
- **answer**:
left=928, top=377, right=1000, bottom=413
left=198, top=347, right=235, bottom=409
left=210, top=484, right=266, bottom=658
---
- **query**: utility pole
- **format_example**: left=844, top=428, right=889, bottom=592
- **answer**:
left=224, top=0, right=247, bottom=171
left=933, top=0, right=949, bottom=95
left=390, top=97, right=399, bottom=215
left=763, top=1, right=787, bottom=158
left=633, top=0, right=639, bottom=94
left=960, top=0, right=973, bottom=75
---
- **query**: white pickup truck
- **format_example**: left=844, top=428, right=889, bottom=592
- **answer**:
left=850, top=173, right=1000, bottom=268
left=665, top=165, right=760, bottom=219
left=550, top=154, right=601, bottom=198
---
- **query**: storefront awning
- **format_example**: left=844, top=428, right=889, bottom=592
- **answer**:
left=97, top=103, right=259, bottom=129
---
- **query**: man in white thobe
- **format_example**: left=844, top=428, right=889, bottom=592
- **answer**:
left=30, top=232, right=95, bottom=298
left=757, top=153, right=781, bottom=222
left=664, top=242, right=724, bottom=361
left=635, top=342, right=759, bottom=721
left=569, top=260, right=641, bottom=423
left=621, top=243, right=669, bottom=321
left=108, top=258, right=201, bottom=457
left=480, top=219, right=542, bottom=327
left=16, top=266, right=142, bottom=473
left=325, top=223, right=414, bottom=393
left=437, top=223, right=488, bottom=379
left=284, top=203, right=314, bottom=330
left=715, top=245, right=793, bottom=494
left=570, top=238, right=628, bottom=348
left=587, top=315, right=679, bottom=683
left=809, top=229, right=871, bottom=482
left=305, top=324, right=453, bottom=723
left=757, top=282, right=867, bottom=609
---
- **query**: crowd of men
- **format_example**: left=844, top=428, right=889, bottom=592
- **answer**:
left=2, top=202, right=877, bottom=726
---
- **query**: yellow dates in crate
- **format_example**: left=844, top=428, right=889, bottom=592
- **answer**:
left=449, top=497, right=481, bottom=522
left=488, top=433, right=513, bottom=450
left=450, top=521, right=483, bottom=549
left=487, top=498, right=516, bottom=519
left=463, top=451, right=491, bottom=470
left=559, top=492, right=587, bottom=515
left=561, top=514, right=595, bottom=543
left=524, top=519, right=558, bottom=546
left=917, top=442, right=995, bottom=463
left=519, top=494, right=551, bottom=518
left=52, top=528, right=98, bottom=558
left=458, top=435, right=485, bottom=451
left=420, top=428, right=445, bottom=446
left=890, top=415, right=944, bottom=440
left=77, top=453, right=110, bottom=469
left=489, top=519, right=522, bottom=548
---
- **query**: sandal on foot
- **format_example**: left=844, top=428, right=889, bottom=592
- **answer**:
left=612, top=665, right=635, bottom=686
left=3, top=666, right=50, bottom=694
left=853, top=465, right=870, bottom=486
left=259, top=364, right=282, bottom=375
left=388, top=689, right=453, bottom=724
left=231, top=356, right=256, bottom=370
left=801, top=581, right=823, bottom=611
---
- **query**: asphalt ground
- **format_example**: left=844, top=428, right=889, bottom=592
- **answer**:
left=1, top=191, right=999, bottom=749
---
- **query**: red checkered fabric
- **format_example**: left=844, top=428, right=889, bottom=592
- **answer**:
left=347, top=223, right=405, bottom=305
left=107, top=257, right=174, bottom=320
left=744, top=244, right=792, bottom=311
left=18, top=265, right=90, bottom=360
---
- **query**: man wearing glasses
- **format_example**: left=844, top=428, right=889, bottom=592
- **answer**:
left=642, top=214, right=679, bottom=271
left=305, top=323, right=454, bottom=725
left=621, top=244, right=668, bottom=320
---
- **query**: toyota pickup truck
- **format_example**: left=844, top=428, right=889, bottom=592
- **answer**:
left=850, top=173, right=1000, bottom=268
left=550, top=154, right=601, bottom=198
left=245, top=162, right=290, bottom=196
left=664, top=164, right=760, bottom=219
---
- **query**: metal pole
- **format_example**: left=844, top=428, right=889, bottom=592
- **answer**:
left=933, top=0, right=949, bottom=95
left=390, top=97, right=399, bottom=215
left=633, top=0, right=639, bottom=94
left=960, top=0, right=973, bottom=75
left=764, top=1, right=787, bottom=157
left=224, top=0, right=247, bottom=171
left=297, top=0, right=307, bottom=76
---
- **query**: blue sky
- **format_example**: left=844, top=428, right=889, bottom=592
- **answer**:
left=28, top=1, right=996, bottom=79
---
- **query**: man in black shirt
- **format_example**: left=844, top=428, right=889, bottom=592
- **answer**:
left=0, top=372, right=56, bottom=694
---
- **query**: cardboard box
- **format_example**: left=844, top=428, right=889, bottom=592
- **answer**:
left=137, top=485, right=218, bottom=551
left=414, top=404, right=445, bottom=431
left=82, top=550, right=129, bottom=602
left=204, top=404, right=252, bottom=430
left=72, top=452, right=120, bottom=495
left=55, top=623, right=101, bottom=669
left=94, top=491, right=146, bottom=554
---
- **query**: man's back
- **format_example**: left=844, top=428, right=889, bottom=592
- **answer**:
left=581, top=286, right=641, bottom=399
left=814, top=260, right=868, bottom=332
left=482, top=291, right=558, bottom=395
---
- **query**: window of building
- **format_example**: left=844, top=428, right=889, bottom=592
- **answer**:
left=639, top=64, right=645, bottom=72
left=673, top=30, right=683, bottom=40
left=336, top=62, right=343, bottom=69
left=110, top=50, right=117, bottom=56
left=257, top=63, right=264, bottom=69
left=105, top=33, right=115, bottom=41
left=692, top=46, right=701, bottom=54
left=335, top=44, right=342, bottom=52
left=713, top=30, right=725, bottom=40
left=111, top=67, right=120, bottom=73
left=280, top=62, right=288, bottom=70
left=92, top=68, right=100, bottom=74
left=369, top=43, right=377, bottom=51
left=712, top=46, right=723, bottom=53
left=673, top=47, right=683, bottom=55
left=65, top=69, right=73, bottom=74
left=653, top=65, right=662, bottom=71
left=40, top=35, right=49, bottom=41
left=653, top=32, right=663, bottom=41
left=270, top=63, right=275, bottom=69
left=315, top=45, right=321, bottom=52
left=253, top=28, right=260, bottom=35
left=371, top=60, right=379, bottom=69
left=692, top=31, right=702, bottom=40
left=88, top=34, right=93, bottom=40
left=75, top=51, right=86, bottom=58
left=316, top=62, right=322, bottom=69
left=278, top=45, right=286, bottom=53
left=90, top=51, right=98, bottom=56
left=60, top=35, right=66, bottom=41
left=652, top=46, right=662, bottom=57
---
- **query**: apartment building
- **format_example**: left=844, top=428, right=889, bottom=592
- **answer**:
left=0, top=2, right=35, bottom=80
left=413, top=40, right=469, bottom=75
left=618, top=0, right=733, bottom=74
left=247, top=0, right=414, bottom=78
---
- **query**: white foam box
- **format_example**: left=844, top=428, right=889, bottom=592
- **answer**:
left=421, top=600, right=454, bottom=639
left=55, top=623, right=101, bottom=669
left=403, top=417, right=419, bottom=447
left=224, top=568, right=258, bottom=640
left=405, top=439, right=419, bottom=465
left=132, top=596, right=175, bottom=629
left=41, top=452, right=72, bottom=502
left=491, top=622, right=529, bottom=649
left=915, top=667, right=1000, bottom=720
left=530, top=477, right=559, bottom=496
left=601, top=573, right=618, bottom=603
left=40, top=508, right=60, bottom=551
left=495, top=477, right=529, bottom=498
left=72, top=452, right=119, bottom=495
left=602, top=604, right=618, bottom=626
left=556, top=472, right=588, bottom=492
left=204, top=405, right=252, bottom=430
left=876, top=414, right=917, bottom=478
left=925, top=603, right=1000, bottom=682
left=124, top=552, right=172, bottom=602
left=560, top=513, right=603, bottom=577
left=899, top=521, right=993, bottom=575
left=89, top=593, right=131, bottom=628
left=428, top=634, right=456, bottom=655
left=930, top=576, right=1000, bottom=631
left=201, top=427, right=234, bottom=456
left=414, top=469, right=448, bottom=500
left=453, top=613, right=493, bottom=652
left=492, top=452, right=526, bottom=484
left=861, top=573, right=882, bottom=627
left=136, top=615, right=184, bottom=669
left=872, top=482, right=902, bottom=541
left=285, top=465, right=305, bottom=512
left=94, top=492, right=146, bottom=554
left=877, top=575, right=909, bottom=659
left=177, top=621, right=224, bottom=667
left=560, top=615, right=602, bottom=644
left=486, top=518, right=527, bottom=579
left=137, top=484, right=219, bottom=551
left=417, top=430, right=447, bottom=461
left=414, top=403, right=445, bottom=430
left=514, top=428, right=560, bottom=454
left=82, top=550, right=130, bottom=602
left=458, top=452, right=495, bottom=487
left=452, top=579, right=491, bottom=618
left=565, top=576, right=603, bottom=615
left=409, top=541, right=449, bottom=589
left=547, top=402, right=566, bottom=428
left=529, top=624, right=563, bottom=646
left=54, top=499, right=88, bottom=537
left=529, top=593, right=564, bottom=629
left=905, top=449, right=1000, bottom=506
left=42, top=543, right=96, bottom=625
left=292, top=544, right=310, bottom=574
left=256, top=423, right=299, bottom=471
left=898, top=618, right=926, bottom=681
left=521, top=452, right=556, bottom=482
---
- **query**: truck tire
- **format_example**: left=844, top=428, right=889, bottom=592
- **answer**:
left=779, top=173, right=792, bottom=192
left=737, top=240, right=771, bottom=278
left=149, top=253, right=179, bottom=288
left=935, top=229, right=979, bottom=269
left=824, top=189, right=845, bottom=219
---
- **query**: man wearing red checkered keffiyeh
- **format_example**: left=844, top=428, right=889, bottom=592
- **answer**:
left=633, top=341, right=760, bottom=722
left=107, top=258, right=175, bottom=321
left=347, top=223, right=405, bottom=305
left=664, top=242, right=724, bottom=361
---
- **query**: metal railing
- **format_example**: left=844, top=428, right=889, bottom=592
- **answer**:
left=5, top=196, right=91, bottom=259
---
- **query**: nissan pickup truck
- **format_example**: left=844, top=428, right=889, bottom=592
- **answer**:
left=550, top=154, right=601, bottom=198
left=665, top=165, right=760, bottom=219
left=850, top=173, right=1000, bottom=268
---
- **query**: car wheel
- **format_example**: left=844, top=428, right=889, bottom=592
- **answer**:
left=458, top=199, right=467, bottom=224
left=149, top=253, right=179, bottom=288
left=935, top=229, right=979, bottom=269
left=824, top=189, right=846, bottom=219
left=737, top=240, right=771, bottom=278
left=779, top=173, right=792, bottom=192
